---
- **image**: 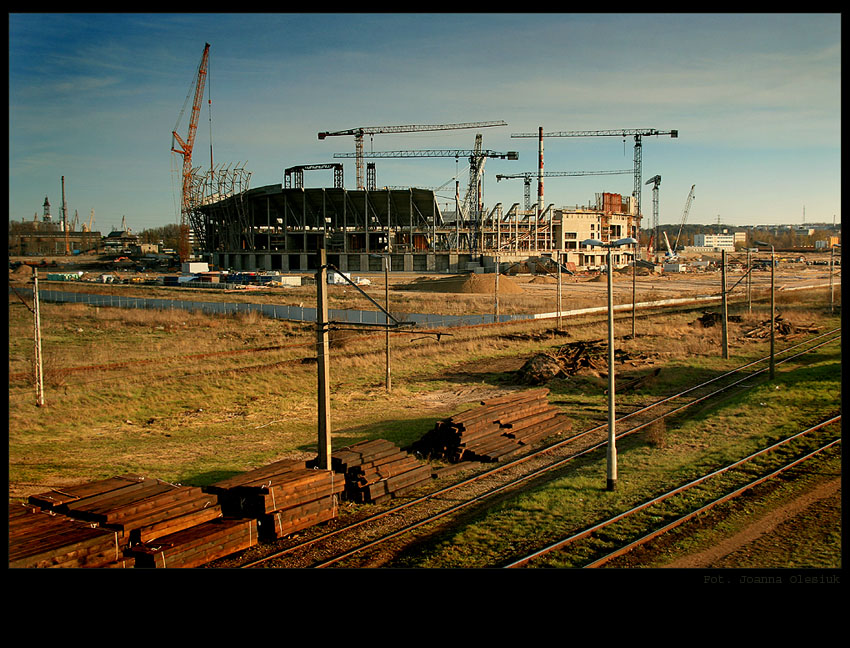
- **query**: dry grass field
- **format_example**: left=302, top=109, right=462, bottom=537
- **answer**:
left=8, top=259, right=840, bottom=506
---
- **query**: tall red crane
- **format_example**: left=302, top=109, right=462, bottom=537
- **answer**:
left=171, top=43, right=210, bottom=262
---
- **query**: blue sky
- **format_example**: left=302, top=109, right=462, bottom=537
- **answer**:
left=9, top=13, right=841, bottom=234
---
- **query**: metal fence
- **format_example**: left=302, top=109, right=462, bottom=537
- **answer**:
left=12, top=287, right=534, bottom=329
left=18, top=282, right=825, bottom=330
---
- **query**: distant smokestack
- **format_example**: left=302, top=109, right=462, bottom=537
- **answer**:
left=537, top=127, right=544, bottom=218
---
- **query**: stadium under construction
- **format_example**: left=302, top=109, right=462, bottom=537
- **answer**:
left=195, top=183, right=642, bottom=275
left=173, top=44, right=672, bottom=276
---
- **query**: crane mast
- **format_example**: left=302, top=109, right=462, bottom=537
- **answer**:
left=511, top=128, right=678, bottom=252
left=319, top=120, right=507, bottom=190
left=172, top=43, right=210, bottom=263
left=673, top=184, right=696, bottom=253
left=645, top=174, right=661, bottom=259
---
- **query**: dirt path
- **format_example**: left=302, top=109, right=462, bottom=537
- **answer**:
left=664, top=477, right=841, bottom=568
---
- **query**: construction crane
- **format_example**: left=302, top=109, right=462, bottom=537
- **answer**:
left=82, top=209, right=94, bottom=232
left=171, top=43, right=210, bottom=263
left=284, top=164, right=343, bottom=189
left=334, top=144, right=518, bottom=218
left=318, top=120, right=507, bottom=190
left=497, top=169, right=633, bottom=212
left=671, top=184, right=696, bottom=256
left=511, top=128, right=678, bottom=251
left=645, top=174, right=661, bottom=258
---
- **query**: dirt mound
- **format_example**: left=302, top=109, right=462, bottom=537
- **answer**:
left=517, top=353, right=565, bottom=384
left=529, top=275, right=557, bottom=284
left=9, top=265, right=33, bottom=281
left=402, top=273, right=524, bottom=294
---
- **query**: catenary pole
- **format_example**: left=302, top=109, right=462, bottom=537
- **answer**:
left=316, top=244, right=332, bottom=469
left=33, top=269, right=45, bottom=407
left=721, top=249, right=728, bottom=359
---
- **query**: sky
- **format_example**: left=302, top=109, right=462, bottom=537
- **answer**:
left=8, top=13, right=842, bottom=235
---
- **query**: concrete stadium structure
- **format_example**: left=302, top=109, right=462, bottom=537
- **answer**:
left=195, top=184, right=642, bottom=274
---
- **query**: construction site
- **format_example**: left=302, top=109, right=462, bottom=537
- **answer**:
left=9, top=40, right=841, bottom=570
left=167, top=45, right=686, bottom=277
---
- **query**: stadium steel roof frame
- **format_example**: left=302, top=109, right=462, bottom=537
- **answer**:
left=197, top=184, right=445, bottom=254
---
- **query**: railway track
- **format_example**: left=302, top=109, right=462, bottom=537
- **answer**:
left=223, top=327, right=840, bottom=569
left=503, top=417, right=841, bottom=568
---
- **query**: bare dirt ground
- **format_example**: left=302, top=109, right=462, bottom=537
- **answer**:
left=605, top=458, right=841, bottom=569
left=664, top=478, right=841, bottom=569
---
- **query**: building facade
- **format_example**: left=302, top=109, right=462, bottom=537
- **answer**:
left=693, top=233, right=736, bottom=250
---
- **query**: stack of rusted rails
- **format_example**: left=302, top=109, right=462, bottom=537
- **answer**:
left=409, top=388, right=571, bottom=463
left=9, top=502, right=126, bottom=568
left=60, top=482, right=221, bottom=545
left=13, top=473, right=235, bottom=568
left=309, top=439, right=432, bottom=504
left=32, top=474, right=224, bottom=545
left=130, top=518, right=257, bottom=568
left=206, top=458, right=344, bottom=541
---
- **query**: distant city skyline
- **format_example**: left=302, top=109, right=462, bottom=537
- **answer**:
left=9, top=13, right=841, bottom=233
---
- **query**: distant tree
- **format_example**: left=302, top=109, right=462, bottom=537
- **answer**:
left=139, top=224, right=181, bottom=249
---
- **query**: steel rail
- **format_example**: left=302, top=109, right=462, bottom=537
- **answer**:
left=240, top=329, right=839, bottom=568
left=503, top=416, right=840, bottom=568
left=584, top=435, right=841, bottom=568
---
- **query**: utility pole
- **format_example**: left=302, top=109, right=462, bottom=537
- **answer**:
left=829, top=244, right=837, bottom=314
left=557, top=258, right=562, bottom=330
left=33, top=269, right=45, bottom=407
left=746, top=249, right=752, bottom=313
left=631, top=246, right=637, bottom=339
left=754, top=241, right=776, bottom=380
left=606, top=246, right=617, bottom=491
left=582, top=236, right=635, bottom=491
left=721, top=249, right=728, bottom=359
left=769, top=249, right=775, bottom=380
left=316, top=244, right=332, bottom=470
left=384, top=255, right=391, bottom=392
left=494, top=255, right=500, bottom=323
left=61, top=176, right=69, bottom=256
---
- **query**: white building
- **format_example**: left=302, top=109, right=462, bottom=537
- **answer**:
left=693, top=233, right=735, bottom=250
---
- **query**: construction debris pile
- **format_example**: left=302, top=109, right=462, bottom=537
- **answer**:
left=408, top=388, right=571, bottom=463
left=401, top=273, right=524, bottom=294
left=694, top=311, right=742, bottom=327
left=207, top=458, right=344, bottom=541
left=740, top=315, right=819, bottom=341
left=516, top=339, right=653, bottom=384
left=308, top=439, right=432, bottom=504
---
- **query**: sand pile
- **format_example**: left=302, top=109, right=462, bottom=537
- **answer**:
left=9, top=264, right=33, bottom=281
left=401, top=273, right=524, bottom=294
left=529, top=275, right=557, bottom=284
left=588, top=268, right=650, bottom=282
